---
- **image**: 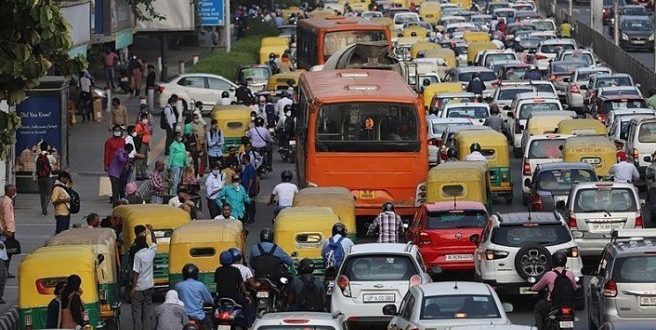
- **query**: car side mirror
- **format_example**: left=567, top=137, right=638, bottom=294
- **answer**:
left=645, top=156, right=652, bottom=162
left=636, top=83, right=641, bottom=88
left=382, top=304, right=398, bottom=316
left=469, top=234, right=480, bottom=245
left=229, top=87, right=236, bottom=92
left=640, top=199, right=646, bottom=207
left=502, top=303, right=514, bottom=314
left=507, top=111, right=514, bottom=118
left=524, top=178, right=531, bottom=187
left=556, top=200, right=566, bottom=209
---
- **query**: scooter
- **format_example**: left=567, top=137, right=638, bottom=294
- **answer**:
left=214, top=298, right=248, bottom=330
left=254, top=276, right=289, bottom=316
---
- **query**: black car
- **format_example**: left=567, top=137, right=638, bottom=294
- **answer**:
left=527, top=162, right=597, bottom=211
left=617, top=15, right=655, bottom=51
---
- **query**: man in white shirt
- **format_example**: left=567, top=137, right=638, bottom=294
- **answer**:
left=465, top=143, right=488, bottom=162
left=610, top=150, right=640, bottom=183
left=229, top=248, right=257, bottom=289
left=205, top=163, right=224, bottom=218
left=214, top=204, right=236, bottom=220
left=275, top=91, right=293, bottom=122
left=269, top=170, right=298, bottom=214
left=168, top=189, right=189, bottom=208
left=131, top=225, right=157, bottom=330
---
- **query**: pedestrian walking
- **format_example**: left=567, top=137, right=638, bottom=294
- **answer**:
left=79, top=70, right=94, bottom=122
left=145, top=65, right=157, bottom=91
left=150, top=160, right=167, bottom=204
left=610, top=150, right=640, bottom=183
left=128, top=55, right=145, bottom=97
left=51, top=171, right=73, bottom=234
left=483, top=106, right=505, bottom=133
left=134, top=113, right=151, bottom=180
left=33, top=141, right=55, bottom=216
left=59, top=275, right=86, bottom=328
left=214, top=204, right=236, bottom=220
left=131, top=225, right=157, bottom=330
left=109, top=98, right=129, bottom=130
left=46, top=281, right=65, bottom=327
left=241, top=154, right=258, bottom=223
left=109, top=144, right=132, bottom=203
left=167, top=132, right=188, bottom=195
left=103, top=48, right=119, bottom=90
left=207, top=119, right=224, bottom=166
left=104, top=125, right=126, bottom=172
left=0, top=185, right=16, bottom=278
left=215, top=174, right=251, bottom=221
left=0, top=241, right=7, bottom=304
left=163, top=95, right=180, bottom=155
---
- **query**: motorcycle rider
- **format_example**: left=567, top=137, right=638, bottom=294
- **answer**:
left=249, top=228, right=294, bottom=280
left=229, top=248, right=257, bottom=290
left=610, top=150, right=640, bottom=183
left=530, top=251, right=577, bottom=330
left=246, top=117, right=274, bottom=172
left=466, top=72, right=486, bottom=96
left=214, top=251, right=254, bottom=327
left=220, top=91, right=232, bottom=105
left=465, top=143, right=487, bottom=162
left=175, top=263, right=214, bottom=330
left=235, top=82, right=254, bottom=105
left=276, top=104, right=293, bottom=150
left=322, top=223, right=355, bottom=269
left=287, top=258, right=326, bottom=312
left=367, top=202, right=404, bottom=243
left=268, top=170, right=298, bottom=215
left=276, top=90, right=293, bottom=123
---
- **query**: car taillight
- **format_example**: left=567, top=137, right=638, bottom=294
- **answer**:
left=535, top=54, right=547, bottom=60
left=157, top=85, right=165, bottom=94
left=515, top=120, right=523, bottom=133
left=632, top=148, right=640, bottom=162
left=418, top=231, right=432, bottom=245
left=491, top=80, right=500, bottom=87
left=485, top=249, right=509, bottom=260
left=337, top=275, right=351, bottom=297
left=602, top=280, right=618, bottom=297
left=635, top=213, right=644, bottom=228
left=523, top=158, right=531, bottom=175
left=569, top=84, right=580, bottom=94
left=532, top=194, right=543, bottom=211
left=568, top=247, right=579, bottom=258
left=568, top=213, right=577, bottom=228
left=409, top=274, right=422, bottom=286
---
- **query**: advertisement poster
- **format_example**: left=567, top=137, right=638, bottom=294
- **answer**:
left=14, top=95, right=62, bottom=173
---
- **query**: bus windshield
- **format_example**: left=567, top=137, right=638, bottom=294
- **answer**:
left=316, top=102, right=419, bottom=152
left=323, top=30, right=387, bottom=60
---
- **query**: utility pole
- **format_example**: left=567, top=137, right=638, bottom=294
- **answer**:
left=614, top=0, right=619, bottom=46
left=569, top=0, right=573, bottom=16
left=225, top=0, right=231, bottom=53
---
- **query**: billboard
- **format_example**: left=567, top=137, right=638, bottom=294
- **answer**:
left=136, top=0, right=195, bottom=32
left=199, top=0, right=225, bottom=26
left=14, top=96, right=63, bottom=174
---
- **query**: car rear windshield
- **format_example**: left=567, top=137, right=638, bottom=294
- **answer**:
left=573, top=188, right=637, bottom=212
left=502, top=67, right=530, bottom=80
left=499, top=88, right=534, bottom=100
left=612, top=256, right=656, bottom=283
left=528, top=139, right=565, bottom=159
left=519, top=103, right=560, bottom=118
left=576, top=70, right=609, bottom=81
left=484, top=54, right=517, bottom=67
left=491, top=224, right=572, bottom=247
left=562, top=53, right=594, bottom=66
left=540, top=43, right=575, bottom=54
left=432, top=122, right=471, bottom=135
left=425, top=210, right=487, bottom=229
left=601, top=99, right=647, bottom=114
left=600, top=88, right=640, bottom=97
left=341, top=254, right=418, bottom=281
left=533, top=20, right=556, bottom=31
left=552, top=62, right=588, bottom=74
left=259, top=327, right=336, bottom=330
left=638, top=122, right=656, bottom=143
left=421, top=294, right=501, bottom=320
left=458, top=71, right=497, bottom=82
left=596, top=77, right=633, bottom=88
left=446, top=106, right=489, bottom=119
left=536, top=169, right=596, bottom=192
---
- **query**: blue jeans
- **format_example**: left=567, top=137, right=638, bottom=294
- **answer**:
left=104, top=66, right=116, bottom=89
left=171, top=166, right=183, bottom=195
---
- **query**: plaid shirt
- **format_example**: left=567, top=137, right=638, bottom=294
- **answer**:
left=369, top=211, right=403, bottom=243
left=150, top=170, right=165, bottom=196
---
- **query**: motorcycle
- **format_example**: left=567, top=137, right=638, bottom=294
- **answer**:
left=324, top=266, right=338, bottom=312
left=254, top=276, right=289, bottom=316
left=214, top=298, right=248, bottom=330
left=279, top=138, right=296, bottom=163
left=529, top=278, right=575, bottom=330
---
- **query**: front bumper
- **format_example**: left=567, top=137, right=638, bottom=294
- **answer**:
left=620, top=39, right=655, bottom=50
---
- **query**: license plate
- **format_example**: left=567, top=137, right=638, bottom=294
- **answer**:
left=589, top=222, right=624, bottom=231
left=633, top=40, right=646, bottom=44
left=218, top=326, right=231, bottom=330
left=363, top=293, right=395, bottom=303
left=519, top=287, right=537, bottom=295
left=256, top=291, right=269, bottom=298
left=358, top=190, right=376, bottom=199
left=289, top=140, right=296, bottom=146
left=640, top=296, right=656, bottom=306
left=445, top=254, right=473, bottom=261
left=559, top=321, right=574, bottom=328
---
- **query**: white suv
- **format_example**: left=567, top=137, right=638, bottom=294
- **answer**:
left=331, top=243, right=433, bottom=328
left=471, top=212, right=583, bottom=306
left=508, top=95, right=563, bottom=157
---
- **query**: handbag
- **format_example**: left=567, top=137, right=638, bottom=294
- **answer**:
left=4, top=237, right=20, bottom=255
left=99, top=176, right=112, bottom=197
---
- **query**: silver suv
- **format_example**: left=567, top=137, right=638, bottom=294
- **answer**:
left=587, top=229, right=656, bottom=328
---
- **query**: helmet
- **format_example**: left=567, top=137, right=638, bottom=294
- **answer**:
left=447, top=148, right=458, bottom=159
left=298, top=258, right=315, bottom=274
left=260, top=228, right=274, bottom=243
left=269, top=52, right=276, bottom=58
left=283, top=104, right=292, bottom=112
left=182, top=263, right=199, bottom=280
left=552, top=251, right=567, bottom=267
left=222, top=91, right=229, bottom=98
left=280, top=90, right=290, bottom=98
left=255, top=117, right=265, bottom=127
left=220, top=251, right=234, bottom=266
left=229, top=248, right=242, bottom=262
left=332, top=222, right=347, bottom=237
left=281, top=170, right=293, bottom=182
left=470, top=143, right=481, bottom=152
left=382, top=201, right=395, bottom=212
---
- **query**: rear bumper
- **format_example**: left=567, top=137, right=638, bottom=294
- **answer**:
left=421, top=250, right=475, bottom=271
left=345, top=316, right=392, bottom=327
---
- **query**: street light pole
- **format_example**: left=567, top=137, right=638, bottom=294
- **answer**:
left=614, top=0, right=619, bottom=46
left=569, top=0, right=573, bottom=16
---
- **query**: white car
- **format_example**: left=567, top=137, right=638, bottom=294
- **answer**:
left=331, top=243, right=433, bottom=328
left=499, top=80, right=558, bottom=96
left=534, top=39, right=578, bottom=71
left=383, top=282, right=532, bottom=330
left=362, top=11, right=384, bottom=19
left=471, top=212, right=584, bottom=305
left=440, top=103, right=490, bottom=125
left=625, top=116, right=656, bottom=179
left=478, top=49, right=520, bottom=68
left=521, top=133, right=571, bottom=200
left=508, top=95, right=563, bottom=156
left=394, top=12, right=420, bottom=30
left=606, top=108, right=655, bottom=131
left=252, top=312, right=347, bottom=329
left=157, top=73, right=237, bottom=114
left=566, top=67, right=613, bottom=111
left=427, top=117, right=472, bottom=166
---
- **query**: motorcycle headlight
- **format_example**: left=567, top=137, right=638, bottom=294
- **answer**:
left=622, top=33, right=629, bottom=40
left=649, top=34, right=655, bottom=41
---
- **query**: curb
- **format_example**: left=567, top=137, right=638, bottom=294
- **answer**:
left=0, top=308, right=18, bottom=330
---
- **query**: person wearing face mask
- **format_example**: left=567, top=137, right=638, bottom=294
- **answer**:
left=104, top=125, right=126, bottom=173
left=205, top=162, right=225, bottom=218
left=0, top=185, right=16, bottom=279
left=206, top=119, right=224, bottom=167
left=134, top=113, right=151, bottom=180
left=109, top=144, right=134, bottom=202
left=167, top=132, right=189, bottom=195
left=124, top=125, right=140, bottom=182
left=108, top=98, right=129, bottom=131
left=51, top=171, right=73, bottom=234
left=190, top=113, right=207, bottom=177
left=215, top=174, right=251, bottom=221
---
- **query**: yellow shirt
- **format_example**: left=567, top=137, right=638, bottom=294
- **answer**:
left=51, top=185, right=70, bottom=216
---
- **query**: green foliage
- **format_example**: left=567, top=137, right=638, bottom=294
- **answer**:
left=0, top=0, right=75, bottom=104
left=128, top=0, right=164, bottom=22
left=274, top=0, right=302, bottom=8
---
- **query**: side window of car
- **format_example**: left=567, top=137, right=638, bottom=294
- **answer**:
left=481, top=220, right=492, bottom=242
left=596, top=251, right=612, bottom=277
left=397, top=291, right=411, bottom=318
left=207, top=77, right=231, bottom=91
left=401, top=294, right=416, bottom=320
left=415, top=251, right=427, bottom=273
left=178, top=77, right=205, bottom=88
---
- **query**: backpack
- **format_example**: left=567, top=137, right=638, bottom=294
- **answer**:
left=55, top=184, right=80, bottom=214
left=296, top=275, right=325, bottom=312
left=160, top=106, right=170, bottom=129
left=323, top=236, right=346, bottom=269
left=36, top=154, right=52, bottom=178
left=252, top=244, right=284, bottom=280
left=550, top=269, right=574, bottom=307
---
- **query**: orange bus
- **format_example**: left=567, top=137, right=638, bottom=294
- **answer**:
left=296, top=69, right=428, bottom=218
left=296, top=16, right=391, bottom=70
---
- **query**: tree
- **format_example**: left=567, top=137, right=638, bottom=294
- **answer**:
left=0, top=0, right=76, bottom=105
left=128, top=0, right=165, bottom=22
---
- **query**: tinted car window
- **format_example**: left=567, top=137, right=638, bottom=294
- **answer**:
left=562, top=53, right=594, bottom=66
left=612, top=256, right=656, bottom=283
left=421, top=295, right=501, bottom=320
left=458, top=71, right=497, bottom=81
left=638, top=122, right=656, bottom=143
left=536, top=169, right=595, bottom=192
left=540, top=44, right=575, bottom=54
left=446, top=106, right=489, bottom=119
left=491, top=224, right=572, bottom=247
left=596, top=76, right=633, bottom=88
left=425, top=210, right=487, bottom=229
left=528, top=139, right=565, bottom=158
left=601, top=99, right=647, bottom=114
left=498, top=88, right=533, bottom=100
left=552, top=62, right=588, bottom=73
left=484, top=54, right=518, bottom=67
left=342, top=255, right=418, bottom=281
left=573, top=188, right=637, bottom=212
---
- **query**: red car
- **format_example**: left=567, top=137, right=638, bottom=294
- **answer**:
left=407, top=201, right=488, bottom=272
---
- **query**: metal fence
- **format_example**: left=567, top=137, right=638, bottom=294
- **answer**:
left=538, top=0, right=656, bottom=93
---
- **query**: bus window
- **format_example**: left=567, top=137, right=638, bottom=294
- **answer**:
left=316, top=102, right=419, bottom=152
left=323, top=31, right=387, bottom=60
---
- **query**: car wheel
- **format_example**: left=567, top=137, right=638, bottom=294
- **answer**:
left=514, top=244, right=553, bottom=280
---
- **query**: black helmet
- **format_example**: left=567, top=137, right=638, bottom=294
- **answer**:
left=283, top=104, right=292, bottom=112
left=222, top=91, right=229, bottom=98
left=470, top=143, right=481, bottom=152
left=552, top=251, right=568, bottom=267
left=255, top=117, right=265, bottom=127
left=298, top=258, right=315, bottom=274
left=281, top=170, right=293, bottom=182
left=280, top=90, right=290, bottom=98
left=182, top=263, right=199, bottom=280
left=447, top=148, right=458, bottom=159
left=332, top=222, right=347, bottom=237
left=382, top=201, right=395, bottom=212
left=260, top=228, right=274, bottom=243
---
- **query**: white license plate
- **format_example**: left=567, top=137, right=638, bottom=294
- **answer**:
left=363, top=294, right=395, bottom=303
left=256, top=291, right=269, bottom=298
left=589, top=223, right=624, bottom=231
left=519, top=287, right=537, bottom=295
left=559, top=321, right=574, bottom=328
left=289, top=140, right=296, bottom=146
left=218, top=326, right=231, bottom=330
left=445, top=254, right=473, bottom=261
left=640, top=296, right=656, bottom=306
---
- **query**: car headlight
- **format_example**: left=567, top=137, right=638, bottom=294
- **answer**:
left=622, top=33, right=629, bottom=40
left=649, top=34, right=655, bottom=41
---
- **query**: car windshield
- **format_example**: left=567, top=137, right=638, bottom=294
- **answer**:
left=528, top=139, right=566, bottom=159
left=485, top=54, right=517, bottom=66
left=601, top=99, right=647, bottom=114
left=238, top=67, right=269, bottom=82
left=498, top=88, right=534, bottom=100
left=323, top=30, right=387, bottom=59
left=458, top=71, right=497, bottom=81
left=537, top=169, right=596, bottom=192
left=432, top=122, right=471, bottom=135
left=446, top=106, right=489, bottom=119
left=540, top=43, right=576, bottom=54
left=573, top=188, right=637, bottom=212
left=502, top=67, right=530, bottom=80
left=612, top=256, right=656, bottom=283
left=519, top=103, right=560, bottom=118
left=638, top=122, right=656, bottom=143
left=342, top=255, right=418, bottom=281
left=491, top=224, right=572, bottom=247
left=421, top=294, right=501, bottom=320
left=316, top=103, right=419, bottom=152
left=596, top=76, right=633, bottom=88
left=425, top=210, right=487, bottom=229
left=619, top=7, right=647, bottom=15
left=621, top=19, right=653, bottom=31
left=562, top=53, right=594, bottom=66
left=552, top=62, right=588, bottom=74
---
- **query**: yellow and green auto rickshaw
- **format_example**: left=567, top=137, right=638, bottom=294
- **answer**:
left=46, top=228, right=120, bottom=322
left=294, top=187, right=357, bottom=241
left=454, top=130, right=513, bottom=204
left=169, top=220, right=245, bottom=291
left=266, top=71, right=305, bottom=91
left=562, top=135, right=617, bottom=178
left=556, top=118, right=608, bottom=136
left=210, top=104, right=252, bottom=155
left=19, top=245, right=103, bottom=329
left=427, top=161, right=491, bottom=209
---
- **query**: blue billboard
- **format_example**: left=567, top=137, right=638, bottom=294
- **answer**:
left=15, top=95, right=62, bottom=173
left=198, top=0, right=225, bottom=26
